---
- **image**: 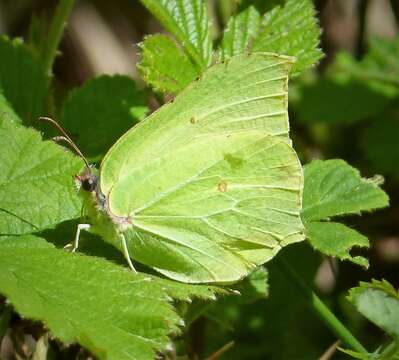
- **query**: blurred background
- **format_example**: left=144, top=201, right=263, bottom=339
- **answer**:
left=0, top=0, right=398, bottom=359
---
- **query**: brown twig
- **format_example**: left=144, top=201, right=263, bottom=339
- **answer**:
left=319, top=340, right=341, bottom=360
left=205, top=341, right=234, bottom=360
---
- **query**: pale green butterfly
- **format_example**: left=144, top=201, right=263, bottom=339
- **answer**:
left=49, top=53, right=305, bottom=284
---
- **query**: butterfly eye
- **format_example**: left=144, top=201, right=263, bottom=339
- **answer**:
left=81, top=177, right=96, bottom=192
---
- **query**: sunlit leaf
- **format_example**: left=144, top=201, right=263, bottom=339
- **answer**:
left=0, top=235, right=222, bottom=360
left=138, top=34, right=198, bottom=94
left=302, top=159, right=388, bottom=222
left=140, top=0, right=212, bottom=68
left=0, top=117, right=82, bottom=235
left=252, top=0, right=322, bottom=75
left=303, top=160, right=388, bottom=267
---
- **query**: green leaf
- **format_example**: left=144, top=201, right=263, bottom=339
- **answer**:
left=302, top=159, right=389, bottom=222
left=59, top=75, right=147, bottom=161
left=0, top=235, right=222, bottom=360
left=305, top=222, right=369, bottom=268
left=0, top=36, right=49, bottom=125
left=302, top=160, right=388, bottom=267
left=140, top=0, right=212, bottom=68
left=0, top=117, right=82, bottom=235
left=138, top=34, right=199, bottom=94
left=252, top=0, right=322, bottom=75
left=220, top=5, right=262, bottom=60
left=95, top=53, right=304, bottom=283
left=349, top=280, right=399, bottom=340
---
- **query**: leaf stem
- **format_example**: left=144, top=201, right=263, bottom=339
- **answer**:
left=380, top=341, right=398, bottom=359
left=275, top=257, right=368, bottom=354
left=42, top=0, right=76, bottom=75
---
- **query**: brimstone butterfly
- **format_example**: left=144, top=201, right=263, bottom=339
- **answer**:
left=56, top=53, right=305, bottom=284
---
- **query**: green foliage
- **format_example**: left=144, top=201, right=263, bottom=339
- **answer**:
left=340, top=280, right=399, bottom=359
left=0, top=36, right=49, bottom=125
left=292, top=70, right=395, bottom=124
left=303, top=160, right=389, bottom=267
left=203, top=244, right=326, bottom=359
left=303, top=159, right=388, bottom=222
left=305, top=222, right=369, bottom=267
left=140, top=0, right=212, bottom=68
left=0, top=0, right=396, bottom=358
left=0, top=235, right=222, bottom=360
left=138, top=35, right=198, bottom=94
left=139, top=0, right=322, bottom=94
left=220, top=5, right=262, bottom=59
left=59, top=75, right=147, bottom=160
left=349, top=280, right=399, bottom=339
left=0, top=117, right=82, bottom=235
left=338, top=37, right=399, bottom=94
left=251, top=0, right=322, bottom=75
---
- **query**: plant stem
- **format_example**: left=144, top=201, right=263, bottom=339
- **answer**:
left=42, top=0, right=76, bottom=76
left=380, top=341, right=398, bottom=359
left=275, top=257, right=368, bottom=354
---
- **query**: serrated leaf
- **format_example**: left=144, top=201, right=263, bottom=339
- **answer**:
left=0, top=117, right=82, bottom=235
left=0, top=235, right=222, bottom=360
left=140, top=0, right=212, bottom=68
left=220, top=5, right=262, bottom=59
left=302, top=159, right=389, bottom=222
left=138, top=34, right=198, bottom=94
left=58, top=75, right=147, bottom=161
left=349, top=280, right=399, bottom=340
left=252, top=0, right=322, bottom=75
left=302, top=159, right=388, bottom=267
left=306, top=222, right=369, bottom=268
left=0, top=36, right=49, bottom=125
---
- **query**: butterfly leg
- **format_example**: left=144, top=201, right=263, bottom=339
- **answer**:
left=69, top=223, right=90, bottom=252
left=121, top=234, right=137, bottom=273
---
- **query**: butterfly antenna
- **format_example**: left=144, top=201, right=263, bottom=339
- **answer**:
left=39, top=116, right=90, bottom=169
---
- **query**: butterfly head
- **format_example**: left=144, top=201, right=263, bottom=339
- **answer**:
left=75, top=167, right=98, bottom=193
